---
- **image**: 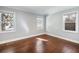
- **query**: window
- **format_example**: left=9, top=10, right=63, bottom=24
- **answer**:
left=36, top=17, right=44, bottom=30
left=63, top=11, right=78, bottom=33
left=0, top=11, right=15, bottom=33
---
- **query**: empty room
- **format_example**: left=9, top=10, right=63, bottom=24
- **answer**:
left=0, top=6, right=79, bottom=53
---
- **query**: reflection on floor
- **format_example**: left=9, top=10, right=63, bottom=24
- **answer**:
left=0, top=34, right=79, bottom=53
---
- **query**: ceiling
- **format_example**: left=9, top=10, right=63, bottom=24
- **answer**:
left=6, top=6, right=77, bottom=15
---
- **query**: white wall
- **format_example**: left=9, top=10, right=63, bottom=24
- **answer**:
left=46, top=7, right=79, bottom=41
left=1, top=6, right=79, bottom=43
left=0, top=6, right=45, bottom=41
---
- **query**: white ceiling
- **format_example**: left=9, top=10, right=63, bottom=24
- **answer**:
left=6, top=6, right=77, bottom=15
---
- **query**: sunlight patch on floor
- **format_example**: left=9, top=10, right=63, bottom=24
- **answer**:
left=1, top=48, right=15, bottom=53
left=62, top=45, right=77, bottom=53
left=35, top=38, right=48, bottom=53
left=36, top=38, right=48, bottom=41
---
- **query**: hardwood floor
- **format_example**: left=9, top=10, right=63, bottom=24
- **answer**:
left=0, top=34, right=79, bottom=53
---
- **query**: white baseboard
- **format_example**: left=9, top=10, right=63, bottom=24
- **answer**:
left=0, top=32, right=79, bottom=44
left=0, top=33, right=45, bottom=44
left=46, top=32, right=79, bottom=44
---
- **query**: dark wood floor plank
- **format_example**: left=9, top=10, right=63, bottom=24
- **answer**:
left=0, top=34, right=79, bottom=53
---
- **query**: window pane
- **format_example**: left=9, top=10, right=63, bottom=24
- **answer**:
left=36, top=17, right=43, bottom=30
